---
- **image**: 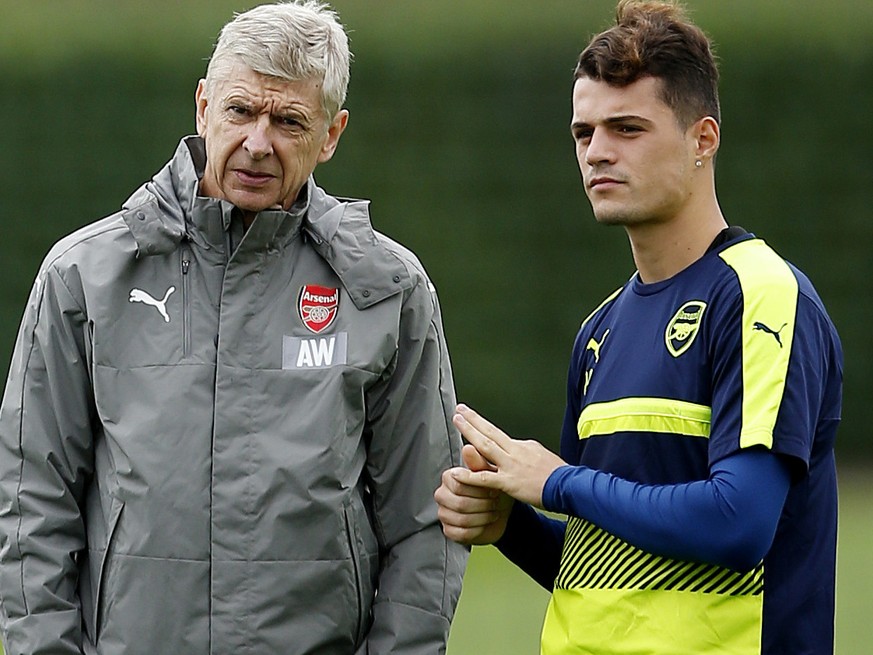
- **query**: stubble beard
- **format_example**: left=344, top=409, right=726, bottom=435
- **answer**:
left=586, top=184, right=645, bottom=227
left=591, top=203, right=650, bottom=227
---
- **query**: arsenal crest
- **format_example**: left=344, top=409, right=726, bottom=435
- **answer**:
left=298, top=285, right=339, bottom=334
left=665, top=300, right=707, bottom=357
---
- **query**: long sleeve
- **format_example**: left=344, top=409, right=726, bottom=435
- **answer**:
left=542, top=448, right=791, bottom=572
left=0, top=264, right=94, bottom=654
left=362, top=276, right=467, bottom=655
left=495, top=502, right=566, bottom=591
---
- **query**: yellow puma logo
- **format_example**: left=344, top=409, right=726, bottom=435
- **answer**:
left=586, top=329, right=610, bottom=363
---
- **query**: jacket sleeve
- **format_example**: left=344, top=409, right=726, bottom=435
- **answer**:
left=362, top=275, right=468, bottom=655
left=0, top=264, right=93, bottom=654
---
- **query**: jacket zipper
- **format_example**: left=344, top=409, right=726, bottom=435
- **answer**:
left=181, top=246, right=192, bottom=358
left=342, top=505, right=365, bottom=644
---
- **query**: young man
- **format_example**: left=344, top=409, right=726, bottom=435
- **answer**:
left=0, top=2, right=466, bottom=654
left=434, top=1, right=842, bottom=653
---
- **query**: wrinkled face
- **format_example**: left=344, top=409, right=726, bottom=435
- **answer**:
left=195, top=63, right=348, bottom=217
left=571, top=76, right=698, bottom=227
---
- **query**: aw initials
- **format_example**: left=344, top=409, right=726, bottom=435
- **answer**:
left=297, top=336, right=336, bottom=368
left=282, top=332, right=348, bottom=370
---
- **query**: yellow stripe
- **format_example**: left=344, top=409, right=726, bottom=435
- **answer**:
left=579, top=286, right=623, bottom=330
left=719, top=240, right=798, bottom=449
left=577, top=397, right=711, bottom=440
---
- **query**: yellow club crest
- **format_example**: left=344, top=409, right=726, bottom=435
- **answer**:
left=665, top=301, right=707, bottom=357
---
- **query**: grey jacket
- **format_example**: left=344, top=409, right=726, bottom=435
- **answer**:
left=0, top=137, right=467, bottom=654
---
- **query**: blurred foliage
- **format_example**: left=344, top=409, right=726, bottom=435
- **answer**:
left=1, top=0, right=871, bottom=462
left=1, top=3, right=872, bottom=655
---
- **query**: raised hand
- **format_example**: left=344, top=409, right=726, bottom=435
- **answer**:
left=434, top=442, right=515, bottom=545
left=449, top=404, right=567, bottom=509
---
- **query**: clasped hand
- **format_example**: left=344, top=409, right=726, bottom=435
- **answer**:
left=433, top=404, right=566, bottom=545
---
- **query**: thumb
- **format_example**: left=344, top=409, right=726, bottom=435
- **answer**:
left=462, top=443, right=495, bottom=472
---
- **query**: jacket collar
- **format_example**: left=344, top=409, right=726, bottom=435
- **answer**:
left=122, top=136, right=309, bottom=255
left=122, top=136, right=411, bottom=309
left=302, top=187, right=411, bottom=309
left=181, top=137, right=311, bottom=254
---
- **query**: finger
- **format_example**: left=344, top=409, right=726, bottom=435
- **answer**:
left=440, top=467, right=494, bottom=496
left=456, top=404, right=515, bottom=450
left=437, top=506, right=503, bottom=545
left=441, top=522, right=487, bottom=546
left=435, top=473, right=497, bottom=509
left=436, top=503, right=499, bottom=529
left=462, top=443, right=496, bottom=473
left=435, top=493, right=498, bottom=517
left=453, top=414, right=506, bottom=467
left=451, top=466, right=503, bottom=493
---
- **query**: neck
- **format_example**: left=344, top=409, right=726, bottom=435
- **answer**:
left=627, top=204, right=727, bottom=283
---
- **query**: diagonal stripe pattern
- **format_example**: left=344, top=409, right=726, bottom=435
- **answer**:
left=555, top=517, right=763, bottom=595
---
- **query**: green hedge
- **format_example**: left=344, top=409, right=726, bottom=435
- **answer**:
left=1, top=2, right=870, bottom=459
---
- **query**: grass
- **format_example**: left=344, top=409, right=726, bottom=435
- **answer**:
left=448, top=466, right=873, bottom=653
left=832, top=467, right=873, bottom=654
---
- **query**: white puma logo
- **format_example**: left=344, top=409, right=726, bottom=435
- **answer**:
left=129, top=286, right=175, bottom=323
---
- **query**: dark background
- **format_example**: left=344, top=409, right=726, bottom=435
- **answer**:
left=2, top=2, right=872, bottom=653
left=2, top=0, right=870, bottom=461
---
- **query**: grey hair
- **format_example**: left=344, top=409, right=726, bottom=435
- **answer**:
left=204, top=1, right=351, bottom=120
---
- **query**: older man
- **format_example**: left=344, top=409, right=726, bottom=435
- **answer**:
left=0, top=2, right=466, bottom=654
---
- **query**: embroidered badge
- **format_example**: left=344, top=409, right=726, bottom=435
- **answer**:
left=298, top=285, right=339, bottom=334
left=665, top=300, right=707, bottom=357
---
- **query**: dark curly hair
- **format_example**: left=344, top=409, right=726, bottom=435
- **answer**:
left=574, top=0, right=720, bottom=128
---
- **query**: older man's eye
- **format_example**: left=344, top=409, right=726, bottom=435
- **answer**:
left=278, top=115, right=303, bottom=129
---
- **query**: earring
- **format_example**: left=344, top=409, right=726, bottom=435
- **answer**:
left=695, top=160, right=703, bottom=168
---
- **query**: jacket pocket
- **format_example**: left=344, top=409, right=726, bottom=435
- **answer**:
left=343, top=498, right=379, bottom=646
left=84, top=497, right=124, bottom=642
left=342, top=502, right=365, bottom=644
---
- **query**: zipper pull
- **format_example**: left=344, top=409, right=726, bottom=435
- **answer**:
left=182, top=259, right=190, bottom=275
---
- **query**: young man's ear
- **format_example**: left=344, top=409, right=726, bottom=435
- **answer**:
left=693, top=116, right=720, bottom=163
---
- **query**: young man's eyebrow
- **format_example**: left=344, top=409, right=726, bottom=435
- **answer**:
left=571, top=114, right=654, bottom=130
left=604, top=114, right=653, bottom=125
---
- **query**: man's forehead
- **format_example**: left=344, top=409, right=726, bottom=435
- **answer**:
left=571, top=76, right=669, bottom=123
left=213, top=63, right=319, bottom=100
